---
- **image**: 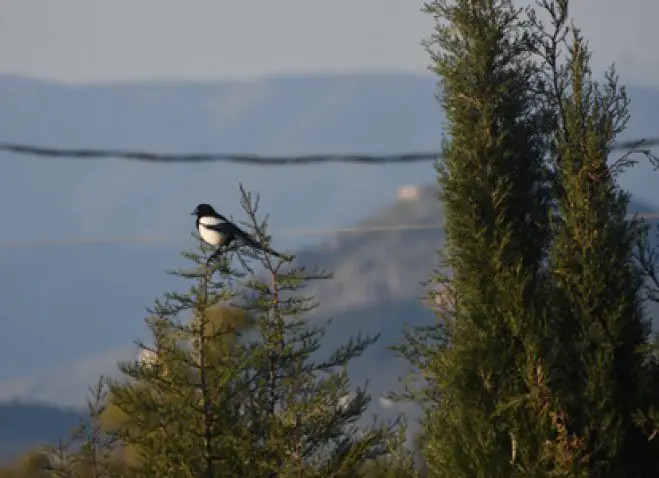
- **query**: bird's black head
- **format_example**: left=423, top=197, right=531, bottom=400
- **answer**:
left=191, top=203, right=218, bottom=218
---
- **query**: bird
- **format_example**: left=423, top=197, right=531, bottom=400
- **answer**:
left=191, top=203, right=284, bottom=262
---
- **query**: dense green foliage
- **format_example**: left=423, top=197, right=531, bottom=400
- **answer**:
left=397, top=0, right=556, bottom=475
left=396, top=0, right=659, bottom=477
left=533, top=3, right=659, bottom=474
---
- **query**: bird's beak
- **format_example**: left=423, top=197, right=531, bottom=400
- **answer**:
left=190, top=210, right=197, bottom=216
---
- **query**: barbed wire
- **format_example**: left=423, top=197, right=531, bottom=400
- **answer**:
left=2, top=212, right=659, bottom=250
left=0, top=136, right=658, bottom=165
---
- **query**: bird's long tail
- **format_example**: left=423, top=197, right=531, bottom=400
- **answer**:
left=240, top=232, right=285, bottom=258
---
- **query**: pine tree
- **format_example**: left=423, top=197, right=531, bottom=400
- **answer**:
left=222, top=186, right=391, bottom=477
left=397, top=0, right=556, bottom=475
left=104, top=185, right=392, bottom=477
left=530, top=1, right=659, bottom=474
left=107, top=215, right=255, bottom=476
left=99, top=305, right=254, bottom=471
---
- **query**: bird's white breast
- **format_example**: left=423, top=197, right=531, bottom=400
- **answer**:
left=198, top=216, right=222, bottom=245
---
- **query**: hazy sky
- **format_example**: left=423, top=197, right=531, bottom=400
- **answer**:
left=1, top=0, right=658, bottom=85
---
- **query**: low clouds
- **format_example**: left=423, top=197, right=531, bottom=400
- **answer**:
left=0, top=347, right=133, bottom=407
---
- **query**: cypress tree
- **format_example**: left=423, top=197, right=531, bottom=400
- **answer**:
left=108, top=233, right=252, bottom=477
left=399, top=0, right=553, bottom=475
left=532, top=1, right=659, bottom=474
left=399, top=1, right=659, bottom=476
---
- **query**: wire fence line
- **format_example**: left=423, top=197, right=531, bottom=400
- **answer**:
left=2, top=212, right=659, bottom=250
left=0, top=136, right=658, bottom=165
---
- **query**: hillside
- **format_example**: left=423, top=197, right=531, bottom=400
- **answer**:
left=0, top=402, right=79, bottom=462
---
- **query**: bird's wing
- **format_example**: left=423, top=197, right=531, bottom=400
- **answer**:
left=227, top=225, right=284, bottom=257
left=200, top=221, right=234, bottom=234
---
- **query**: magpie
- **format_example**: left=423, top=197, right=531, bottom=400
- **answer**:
left=191, top=203, right=284, bottom=261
